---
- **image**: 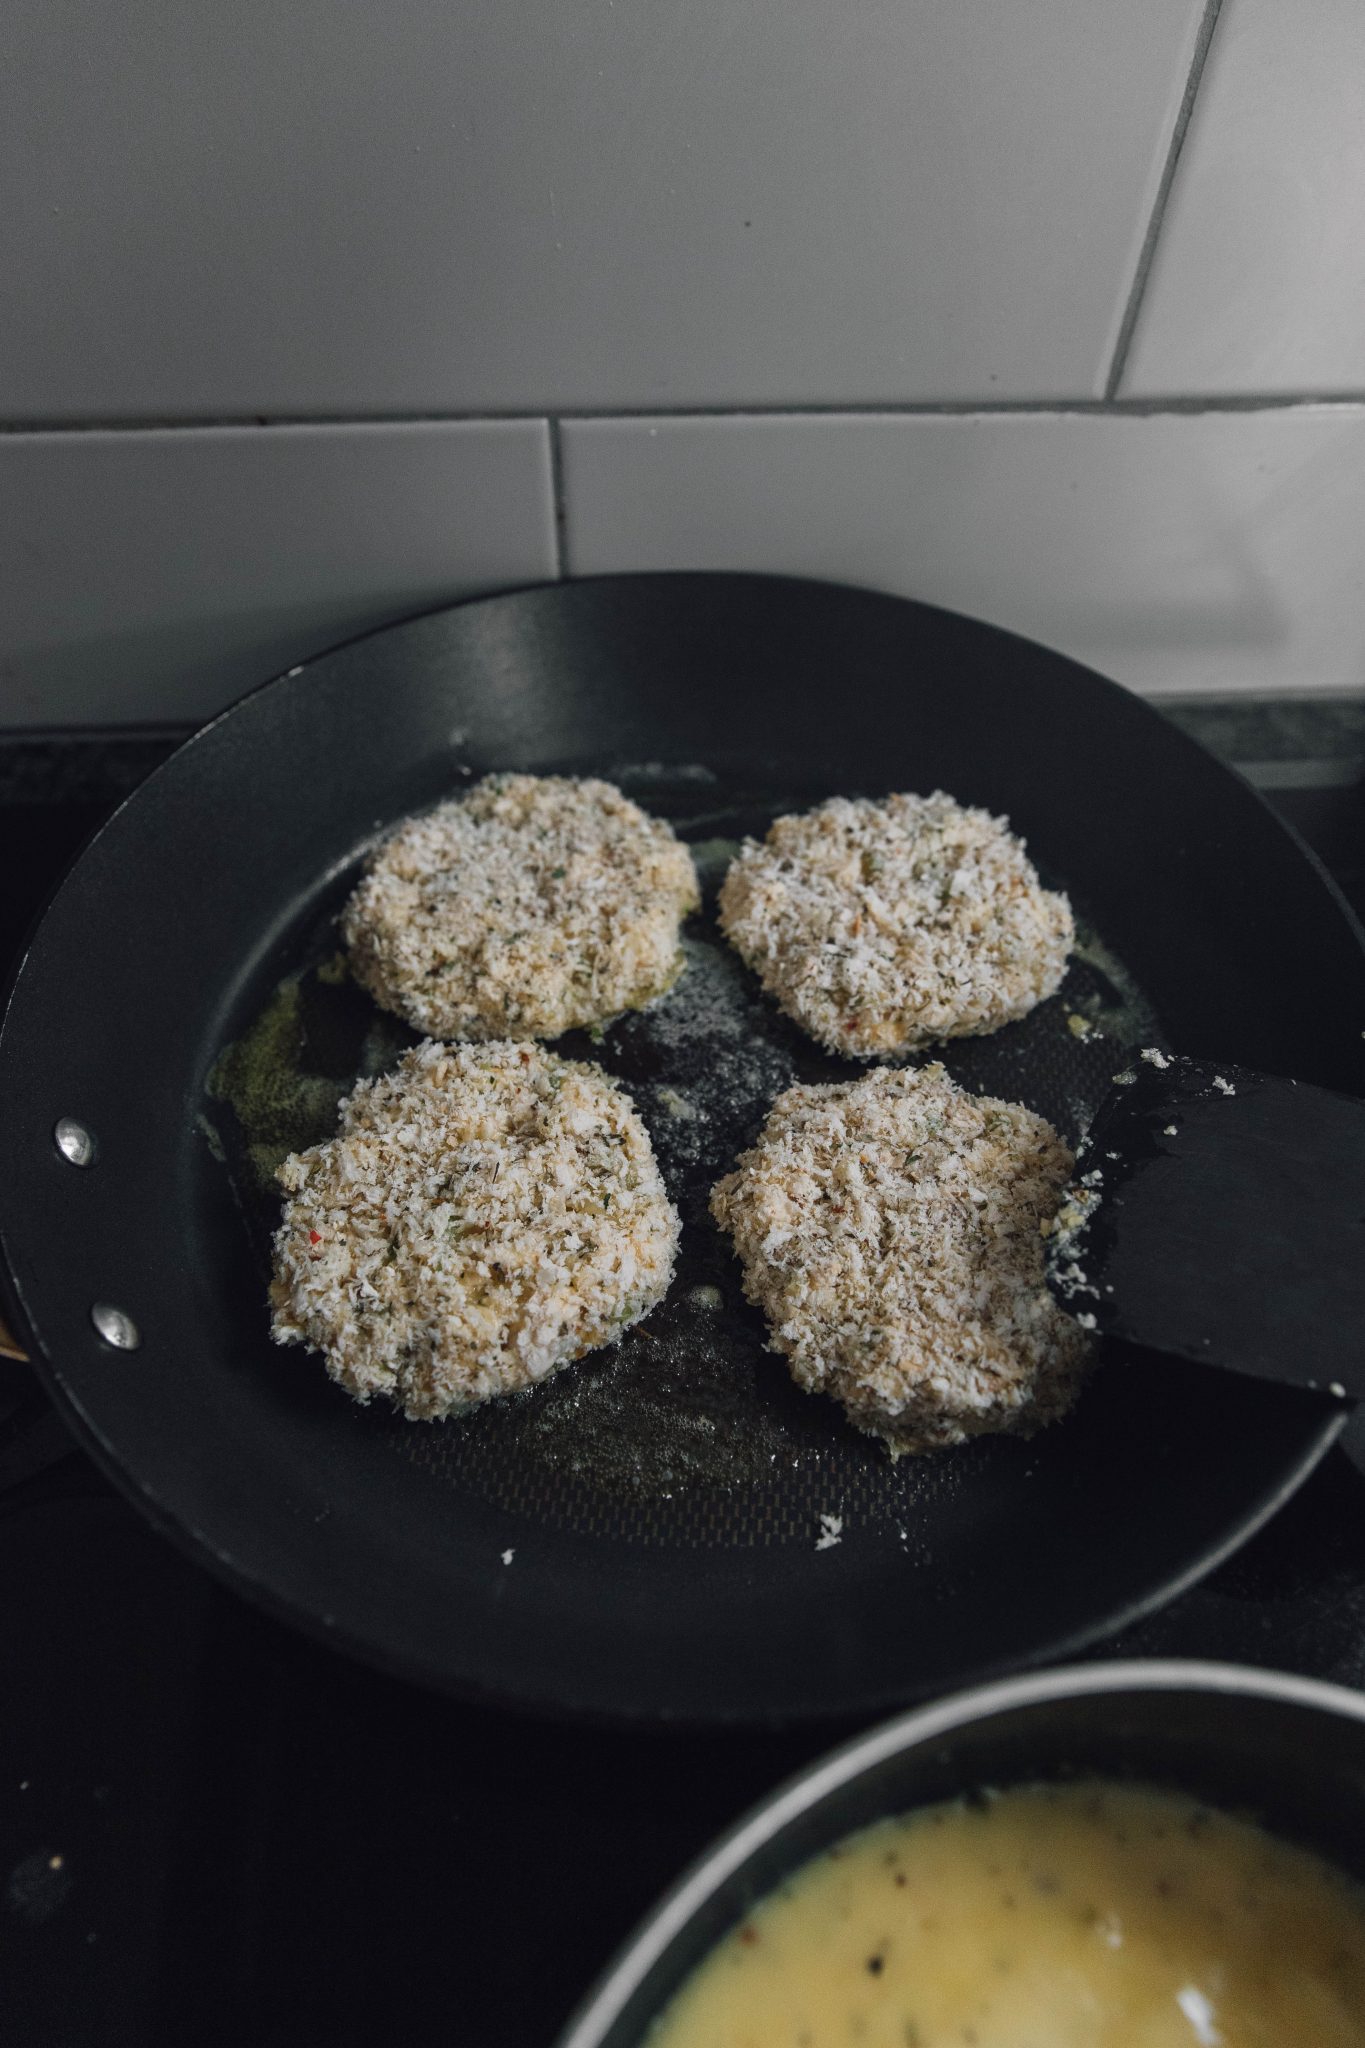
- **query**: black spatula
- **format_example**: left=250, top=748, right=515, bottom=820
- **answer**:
left=1045, top=1053, right=1365, bottom=1399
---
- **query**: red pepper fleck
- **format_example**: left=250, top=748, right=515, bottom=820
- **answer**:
left=308, top=1231, right=322, bottom=1245
left=844, top=1015, right=860, bottom=1031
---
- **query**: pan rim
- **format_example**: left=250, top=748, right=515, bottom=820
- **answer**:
left=0, top=1299, right=1345, bottom=1727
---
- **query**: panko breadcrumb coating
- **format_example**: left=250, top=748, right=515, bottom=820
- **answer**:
left=343, top=774, right=699, bottom=1041
left=270, top=1040, right=679, bottom=1420
left=710, top=1064, right=1092, bottom=1453
left=718, top=791, right=1073, bottom=1057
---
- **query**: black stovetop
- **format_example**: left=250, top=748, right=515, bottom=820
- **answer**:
left=2, top=704, right=1363, bottom=2048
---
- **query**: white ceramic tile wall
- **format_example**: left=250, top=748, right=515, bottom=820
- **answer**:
left=5, top=0, right=1365, bottom=726
left=562, top=408, right=1365, bottom=699
left=3, top=1, right=1201, bottom=419
left=0, top=424, right=554, bottom=725
left=1121, top=1, right=1365, bottom=397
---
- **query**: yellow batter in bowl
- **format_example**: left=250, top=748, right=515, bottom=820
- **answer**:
left=648, top=1779, right=1365, bottom=2047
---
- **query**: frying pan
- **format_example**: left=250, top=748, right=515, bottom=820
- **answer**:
left=1, top=573, right=1361, bottom=1726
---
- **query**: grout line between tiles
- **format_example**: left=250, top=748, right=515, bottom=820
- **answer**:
left=1102, top=0, right=1226, bottom=401
left=9, top=391, right=1365, bottom=434
left=547, top=418, right=570, bottom=578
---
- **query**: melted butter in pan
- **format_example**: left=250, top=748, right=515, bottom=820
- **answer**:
left=648, top=1780, right=1365, bottom=2047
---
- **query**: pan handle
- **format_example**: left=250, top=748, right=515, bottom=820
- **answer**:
left=0, top=1310, right=28, bottom=1363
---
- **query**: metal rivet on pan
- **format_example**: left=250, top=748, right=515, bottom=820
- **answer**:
left=91, top=1303, right=140, bottom=1351
left=54, top=1118, right=95, bottom=1166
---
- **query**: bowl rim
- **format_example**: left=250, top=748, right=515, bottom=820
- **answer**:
left=556, top=1657, right=1365, bottom=2048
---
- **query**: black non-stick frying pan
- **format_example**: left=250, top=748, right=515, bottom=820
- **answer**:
left=1, top=573, right=1361, bottom=1725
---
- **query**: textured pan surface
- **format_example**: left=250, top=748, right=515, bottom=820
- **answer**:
left=0, top=575, right=1358, bottom=1722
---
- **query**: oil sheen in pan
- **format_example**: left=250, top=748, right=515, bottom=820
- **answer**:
left=202, top=769, right=1165, bottom=1551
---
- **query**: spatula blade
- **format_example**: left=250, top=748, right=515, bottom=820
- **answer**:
left=1045, top=1053, right=1365, bottom=1400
